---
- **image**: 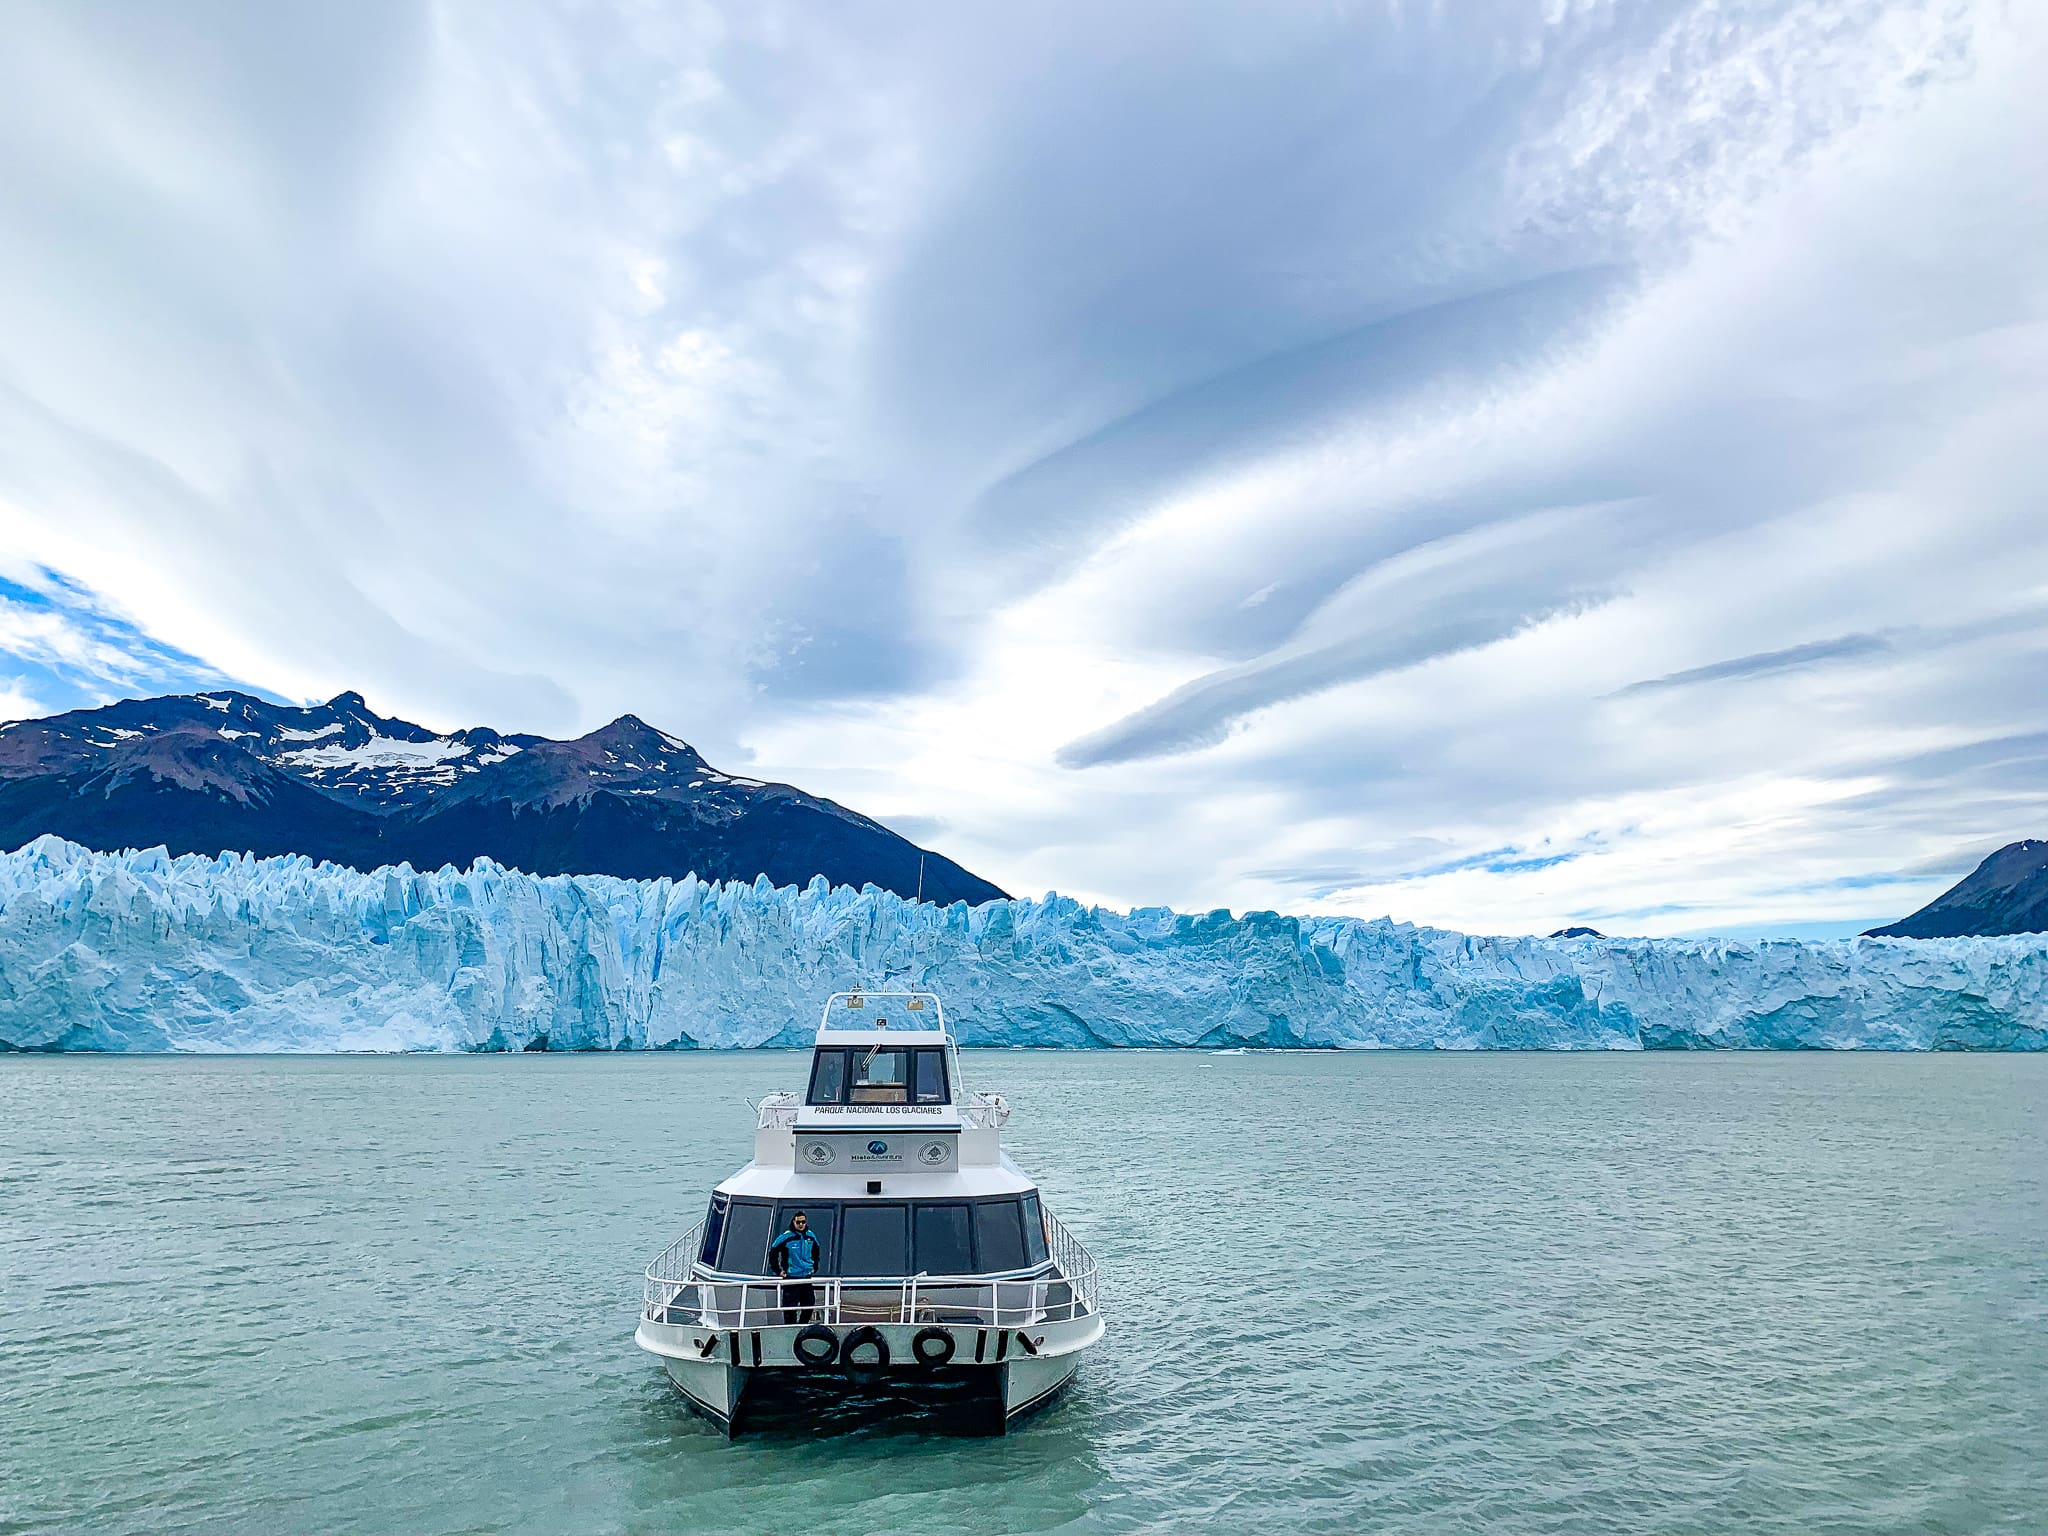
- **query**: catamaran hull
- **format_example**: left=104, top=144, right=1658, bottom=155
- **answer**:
left=640, top=1314, right=1103, bottom=1435
left=660, top=1357, right=749, bottom=1432
left=997, top=1349, right=1084, bottom=1423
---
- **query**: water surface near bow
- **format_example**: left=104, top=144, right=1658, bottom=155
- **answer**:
left=3, top=1052, right=2042, bottom=1534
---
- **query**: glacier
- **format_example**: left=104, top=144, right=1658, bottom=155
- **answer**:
left=0, top=836, right=2042, bottom=1052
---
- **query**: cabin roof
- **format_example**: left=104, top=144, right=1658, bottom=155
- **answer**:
left=717, top=1163, right=1036, bottom=1199
left=814, top=1026, right=950, bottom=1045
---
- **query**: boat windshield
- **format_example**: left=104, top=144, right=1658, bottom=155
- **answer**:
left=703, top=1194, right=1049, bottom=1275
left=806, top=1045, right=949, bottom=1106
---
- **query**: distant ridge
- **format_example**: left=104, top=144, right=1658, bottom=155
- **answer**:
left=1865, top=840, right=2048, bottom=938
left=0, top=690, right=1005, bottom=905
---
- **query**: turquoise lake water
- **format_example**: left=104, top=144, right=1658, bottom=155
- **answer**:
left=2, top=1052, right=2043, bottom=1535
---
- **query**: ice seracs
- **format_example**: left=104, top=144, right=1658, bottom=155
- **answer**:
left=0, top=838, right=2045, bottom=1051
left=636, top=991, right=1103, bottom=1433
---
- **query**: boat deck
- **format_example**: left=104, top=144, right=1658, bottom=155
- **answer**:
left=644, top=1215, right=1097, bottom=1332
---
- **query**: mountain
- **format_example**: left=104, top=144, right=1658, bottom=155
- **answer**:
left=0, top=690, right=1005, bottom=905
left=1865, top=840, right=2048, bottom=938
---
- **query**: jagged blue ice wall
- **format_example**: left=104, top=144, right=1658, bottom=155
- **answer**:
left=0, top=837, right=2042, bottom=1051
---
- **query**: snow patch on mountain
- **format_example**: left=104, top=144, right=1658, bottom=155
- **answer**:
left=279, top=735, right=473, bottom=771
left=0, top=838, right=2041, bottom=1053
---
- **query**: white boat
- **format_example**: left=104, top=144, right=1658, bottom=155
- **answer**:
left=635, top=990, right=1105, bottom=1434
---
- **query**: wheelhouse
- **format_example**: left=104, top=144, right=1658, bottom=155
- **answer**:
left=690, top=990, right=1056, bottom=1283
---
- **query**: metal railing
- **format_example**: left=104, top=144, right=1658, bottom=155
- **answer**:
left=823, top=990, right=947, bottom=1031
left=1045, top=1208, right=1098, bottom=1315
left=641, top=1211, right=1098, bottom=1333
left=957, top=1092, right=1011, bottom=1129
left=755, top=1094, right=800, bottom=1131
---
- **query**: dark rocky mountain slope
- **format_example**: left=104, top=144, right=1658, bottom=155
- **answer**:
left=0, top=690, right=1004, bottom=905
left=1865, top=840, right=2048, bottom=938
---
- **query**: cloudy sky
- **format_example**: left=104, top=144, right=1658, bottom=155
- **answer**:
left=1, top=1, right=2043, bottom=937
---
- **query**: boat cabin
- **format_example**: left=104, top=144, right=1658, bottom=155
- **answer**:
left=693, top=991, right=1050, bottom=1281
left=693, top=1189, right=1053, bottom=1279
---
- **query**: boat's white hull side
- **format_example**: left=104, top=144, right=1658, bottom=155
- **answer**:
left=999, top=1348, right=1084, bottom=1421
left=658, top=1356, right=748, bottom=1431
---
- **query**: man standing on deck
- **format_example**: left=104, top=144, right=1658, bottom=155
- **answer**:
left=769, top=1211, right=821, bottom=1324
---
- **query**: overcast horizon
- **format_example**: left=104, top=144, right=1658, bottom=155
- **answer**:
left=2, top=2, right=2044, bottom=940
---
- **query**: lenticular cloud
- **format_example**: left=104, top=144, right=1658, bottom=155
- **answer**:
left=0, top=837, right=2041, bottom=1052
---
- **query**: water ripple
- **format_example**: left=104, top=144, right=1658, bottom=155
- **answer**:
left=1, top=1052, right=2042, bottom=1535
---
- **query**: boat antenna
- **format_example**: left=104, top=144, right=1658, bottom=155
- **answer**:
left=911, top=852, right=935, bottom=987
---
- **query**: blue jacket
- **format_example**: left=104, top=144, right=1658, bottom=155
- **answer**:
left=769, top=1228, right=820, bottom=1279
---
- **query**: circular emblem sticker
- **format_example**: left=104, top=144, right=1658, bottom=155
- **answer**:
left=867, top=1140, right=889, bottom=1156
left=803, top=1142, right=835, bottom=1166
left=918, top=1141, right=949, bottom=1166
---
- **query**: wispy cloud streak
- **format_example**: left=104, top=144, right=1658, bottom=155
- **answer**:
left=0, top=0, right=2039, bottom=935
left=1614, top=634, right=1895, bottom=696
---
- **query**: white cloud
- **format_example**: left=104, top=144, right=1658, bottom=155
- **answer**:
left=0, top=0, right=2040, bottom=933
left=0, top=677, right=48, bottom=725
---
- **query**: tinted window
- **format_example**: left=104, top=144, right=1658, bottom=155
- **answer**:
left=719, top=1200, right=773, bottom=1273
left=1020, top=1193, right=1049, bottom=1265
left=699, top=1194, right=729, bottom=1265
left=973, top=1199, right=1027, bottom=1272
left=804, top=1046, right=949, bottom=1106
left=806, top=1049, right=849, bottom=1106
left=913, top=1049, right=949, bottom=1104
left=849, top=1047, right=911, bottom=1103
left=914, top=1205, right=973, bottom=1274
left=771, top=1202, right=834, bottom=1273
left=840, top=1204, right=908, bottom=1276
